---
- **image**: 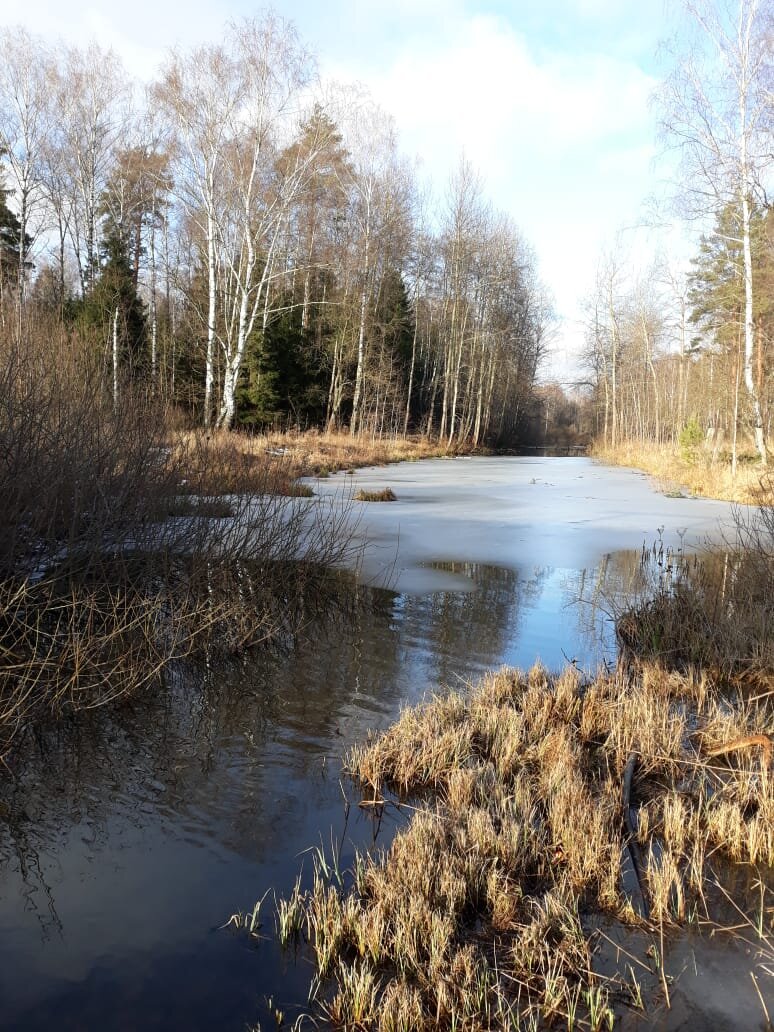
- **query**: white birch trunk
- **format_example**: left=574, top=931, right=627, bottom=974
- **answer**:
left=741, top=183, right=766, bottom=464
left=350, top=208, right=371, bottom=437
left=205, top=205, right=216, bottom=428
left=112, top=306, right=120, bottom=411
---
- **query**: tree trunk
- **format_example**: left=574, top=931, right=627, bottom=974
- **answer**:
left=205, top=205, right=216, bottom=428
left=741, top=184, right=766, bottom=464
left=112, top=306, right=120, bottom=411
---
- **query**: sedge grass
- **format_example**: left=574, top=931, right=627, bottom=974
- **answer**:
left=355, top=487, right=398, bottom=502
left=260, top=660, right=772, bottom=1029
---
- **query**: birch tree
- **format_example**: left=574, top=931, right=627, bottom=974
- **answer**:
left=154, top=42, right=241, bottom=425
left=660, top=0, right=773, bottom=463
left=156, top=16, right=322, bottom=429
left=329, top=94, right=413, bottom=435
left=0, top=27, right=54, bottom=324
left=214, top=17, right=320, bottom=430
left=54, top=44, right=131, bottom=298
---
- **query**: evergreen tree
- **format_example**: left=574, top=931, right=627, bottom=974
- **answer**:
left=689, top=202, right=772, bottom=359
left=0, top=164, right=32, bottom=290
left=237, top=299, right=328, bottom=427
left=77, top=223, right=146, bottom=370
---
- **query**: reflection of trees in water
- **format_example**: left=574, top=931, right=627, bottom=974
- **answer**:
left=399, top=563, right=542, bottom=686
left=0, top=565, right=529, bottom=936
left=0, top=579, right=409, bottom=934
left=563, top=551, right=650, bottom=658
left=562, top=548, right=744, bottom=667
left=504, top=553, right=659, bottom=671
left=0, top=553, right=645, bottom=962
left=1, top=547, right=685, bottom=1032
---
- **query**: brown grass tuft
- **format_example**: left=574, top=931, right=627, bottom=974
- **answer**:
left=355, top=487, right=398, bottom=502
left=264, top=660, right=773, bottom=1028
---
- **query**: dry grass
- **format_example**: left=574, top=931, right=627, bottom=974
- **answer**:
left=615, top=502, right=774, bottom=687
left=265, top=661, right=773, bottom=1029
left=176, top=428, right=475, bottom=497
left=355, top=487, right=398, bottom=502
left=591, top=441, right=769, bottom=505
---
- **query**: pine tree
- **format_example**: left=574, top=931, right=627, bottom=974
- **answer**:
left=77, top=223, right=146, bottom=373
left=0, top=164, right=31, bottom=290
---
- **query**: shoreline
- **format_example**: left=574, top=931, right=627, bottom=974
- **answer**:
left=590, top=441, right=770, bottom=506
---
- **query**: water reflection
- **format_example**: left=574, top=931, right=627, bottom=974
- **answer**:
left=0, top=549, right=651, bottom=1030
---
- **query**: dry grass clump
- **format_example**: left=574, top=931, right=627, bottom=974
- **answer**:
left=591, top=440, right=768, bottom=504
left=355, top=487, right=398, bottom=502
left=267, top=662, right=772, bottom=1029
left=616, top=500, right=774, bottom=686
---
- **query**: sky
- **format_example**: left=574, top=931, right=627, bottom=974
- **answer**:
left=1, top=0, right=690, bottom=381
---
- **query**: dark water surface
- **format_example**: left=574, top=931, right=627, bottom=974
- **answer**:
left=0, top=458, right=763, bottom=1030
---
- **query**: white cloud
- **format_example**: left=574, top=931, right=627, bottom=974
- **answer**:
left=323, top=12, right=661, bottom=370
left=1, top=0, right=676, bottom=378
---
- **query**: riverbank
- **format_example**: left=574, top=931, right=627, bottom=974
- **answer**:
left=178, top=428, right=480, bottom=496
left=591, top=441, right=769, bottom=505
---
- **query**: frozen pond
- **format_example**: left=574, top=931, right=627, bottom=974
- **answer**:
left=308, top=456, right=739, bottom=593
left=0, top=457, right=751, bottom=1031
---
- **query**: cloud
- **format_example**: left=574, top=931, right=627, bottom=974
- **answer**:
left=1, top=0, right=229, bottom=80
left=323, top=10, right=660, bottom=368
left=352, top=14, right=656, bottom=166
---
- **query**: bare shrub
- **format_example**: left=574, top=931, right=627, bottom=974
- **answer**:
left=0, top=324, right=360, bottom=758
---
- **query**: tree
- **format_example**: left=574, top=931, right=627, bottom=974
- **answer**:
left=55, top=43, right=131, bottom=299
left=78, top=221, right=146, bottom=406
left=659, top=0, right=773, bottom=463
left=0, top=27, right=53, bottom=322
left=102, top=142, right=172, bottom=386
left=0, top=166, right=28, bottom=321
left=156, top=15, right=323, bottom=429
left=155, top=37, right=245, bottom=426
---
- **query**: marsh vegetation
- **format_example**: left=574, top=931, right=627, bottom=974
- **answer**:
left=0, top=331, right=359, bottom=760
left=260, top=501, right=773, bottom=1030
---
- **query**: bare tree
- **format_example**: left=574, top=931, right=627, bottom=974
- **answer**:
left=659, top=0, right=773, bottom=463
left=0, top=27, right=54, bottom=325
left=54, top=43, right=132, bottom=298
left=327, top=91, right=414, bottom=435
left=156, top=15, right=322, bottom=429
left=154, top=40, right=243, bottom=427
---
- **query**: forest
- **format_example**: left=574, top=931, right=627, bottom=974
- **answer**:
left=0, top=17, right=551, bottom=446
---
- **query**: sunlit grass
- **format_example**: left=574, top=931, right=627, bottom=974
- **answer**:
left=591, top=440, right=768, bottom=504
left=355, top=487, right=397, bottom=502
left=250, top=656, right=772, bottom=1029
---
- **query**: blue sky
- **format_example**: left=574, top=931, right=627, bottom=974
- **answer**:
left=2, top=0, right=689, bottom=378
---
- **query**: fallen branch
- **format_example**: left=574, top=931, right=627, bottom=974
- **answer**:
left=704, top=734, right=772, bottom=768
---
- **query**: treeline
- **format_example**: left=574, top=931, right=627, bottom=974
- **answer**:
left=582, top=204, right=773, bottom=467
left=0, top=16, right=550, bottom=443
left=582, top=0, right=772, bottom=469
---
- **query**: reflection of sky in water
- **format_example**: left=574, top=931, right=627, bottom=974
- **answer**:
left=0, top=458, right=742, bottom=1031
left=387, top=560, right=618, bottom=696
